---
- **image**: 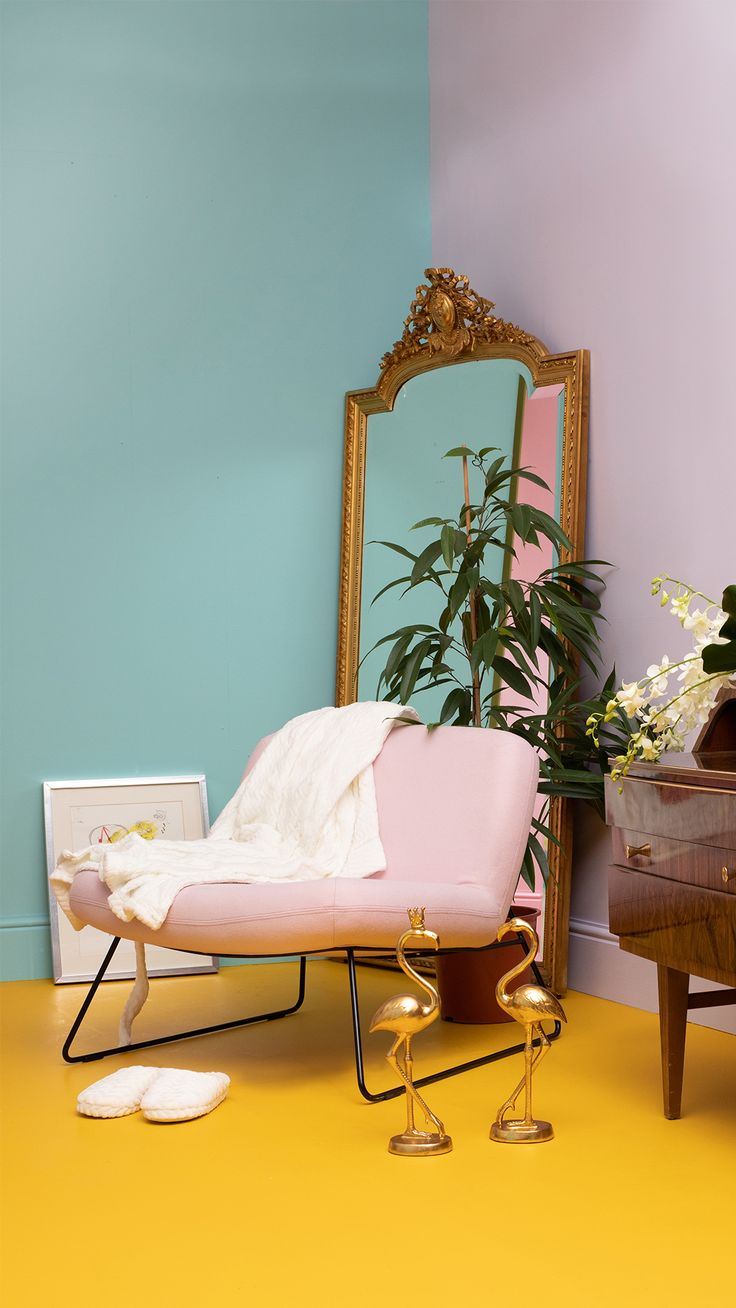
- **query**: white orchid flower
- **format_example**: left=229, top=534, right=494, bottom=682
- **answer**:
left=683, top=608, right=715, bottom=643
left=670, top=593, right=692, bottom=622
left=645, top=657, right=671, bottom=698
left=637, top=736, right=660, bottom=760
left=603, top=576, right=734, bottom=789
left=616, top=680, right=648, bottom=719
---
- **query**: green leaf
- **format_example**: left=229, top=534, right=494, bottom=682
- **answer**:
left=483, top=455, right=506, bottom=485
left=532, top=814, right=562, bottom=849
left=516, top=467, right=551, bottom=491
left=439, top=687, right=470, bottom=724
left=369, top=540, right=418, bottom=564
left=546, top=560, right=609, bottom=580
left=503, top=638, right=540, bottom=678
left=470, top=630, right=498, bottom=675
left=461, top=610, right=474, bottom=656
left=410, top=517, right=449, bottom=530
left=527, top=831, right=551, bottom=883
left=410, top=539, right=444, bottom=585
left=399, top=639, right=432, bottom=702
left=383, top=632, right=414, bottom=686
left=504, top=578, right=527, bottom=617
left=492, top=655, right=533, bottom=698
left=367, top=623, right=437, bottom=652
left=448, top=570, right=471, bottom=620
left=440, top=523, right=456, bottom=571
left=370, top=574, right=412, bottom=606
left=526, top=508, right=573, bottom=554
left=702, top=641, right=736, bottom=675
left=509, top=502, right=533, bottom=541
left=444, top=446, right=474, bottom=458
left=529, top=590, right=542, bottom=650
left=519, top=847, right=536, bottom=891
left=479, top=579, right=503, bottom=603
left=474, top=593, right=492, bottom=637
left=702, top=588, right=736, bottom=673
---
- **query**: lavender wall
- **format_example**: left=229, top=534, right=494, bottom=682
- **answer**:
left=430, top=0, right=736, bottom=1022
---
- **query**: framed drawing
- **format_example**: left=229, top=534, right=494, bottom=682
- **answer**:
left=44, top=775, right=217, bottom=984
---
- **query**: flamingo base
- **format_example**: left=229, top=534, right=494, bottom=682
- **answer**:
left=388, top=1129, right=453, bottom=1156
left=490, top=1117, right=553, bottom=1143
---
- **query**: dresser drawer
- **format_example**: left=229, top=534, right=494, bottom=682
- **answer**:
left=608, top=866, right=736, bottom=986
left=609, top=827, right=736, bottom=895
left=605, top=774, right=736, bottom=851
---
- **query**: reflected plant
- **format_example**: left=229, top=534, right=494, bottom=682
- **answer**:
left=364, top=445, right=611, bottom=889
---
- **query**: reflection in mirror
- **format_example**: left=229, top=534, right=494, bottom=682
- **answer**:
left=358, top=364, right=565, bottom=947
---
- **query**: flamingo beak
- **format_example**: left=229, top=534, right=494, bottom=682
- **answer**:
left=415, top=929, right=440, bottom=950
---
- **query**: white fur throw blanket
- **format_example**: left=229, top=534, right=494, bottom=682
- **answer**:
left=51, top=702, right=418, bottom=932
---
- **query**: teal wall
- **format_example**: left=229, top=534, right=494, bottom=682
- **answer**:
left=0, top=0, right=429, bottom=978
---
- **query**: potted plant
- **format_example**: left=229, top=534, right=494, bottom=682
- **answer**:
left=365, top=444, right=612, bottom=1019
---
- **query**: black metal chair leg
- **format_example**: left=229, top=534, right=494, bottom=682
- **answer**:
left=345, top=947, right=561, bottom=1104
left=62, top=941, right=308, bottom=1064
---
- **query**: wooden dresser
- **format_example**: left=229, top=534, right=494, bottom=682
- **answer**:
left=605, top=751, right=736, bottom=1117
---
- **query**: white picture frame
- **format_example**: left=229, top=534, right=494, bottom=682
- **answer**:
left=44, top=775, right=218, bottom=984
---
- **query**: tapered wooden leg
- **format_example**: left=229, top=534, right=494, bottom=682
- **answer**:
left=657, top=964, right=689, bottom=1119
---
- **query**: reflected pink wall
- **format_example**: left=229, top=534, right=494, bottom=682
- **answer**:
left=430, top=0, right=736, bottom=998
left=510, top=386, right=560, bottom=918
left=512, top=386, right=559, bottom=587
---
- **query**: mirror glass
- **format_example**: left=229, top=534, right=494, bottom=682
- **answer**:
left=359, top=360, right=564, bottom=716
left=356, top=359, right=565, bottom=945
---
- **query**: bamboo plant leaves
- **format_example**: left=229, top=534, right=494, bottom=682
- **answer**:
left=364, top=444, right=609, bottom=890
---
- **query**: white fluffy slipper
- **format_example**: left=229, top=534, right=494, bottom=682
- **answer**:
left=140, top=1069, right=230, bottom=1123
left=77, top=1065, right=163, bottom=1119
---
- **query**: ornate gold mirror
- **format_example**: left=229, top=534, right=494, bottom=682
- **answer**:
left=336, top=268, right=589, bottom=992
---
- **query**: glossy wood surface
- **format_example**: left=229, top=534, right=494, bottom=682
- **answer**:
left=627, top=751, right=736, bottom=788
left=608, top=866, right=736, bottom=986
left=605, top=773, right=736, bottom=850
left=605, top=757, right=736, bottom=1117
left=657, top=965, right=689, bottom=1120
left=609, top=826, right=736, bottom=895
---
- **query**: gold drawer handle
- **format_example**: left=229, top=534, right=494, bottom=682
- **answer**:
left=625, top=843, right=651, bottom=860
left=722, top=867, right=736, bottom=885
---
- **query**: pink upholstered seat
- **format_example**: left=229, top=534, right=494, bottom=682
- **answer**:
left=69, top=724, right=539, bottom=956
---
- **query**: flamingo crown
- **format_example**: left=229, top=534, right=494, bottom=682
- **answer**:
left=407, top=906, right=426, bottom=929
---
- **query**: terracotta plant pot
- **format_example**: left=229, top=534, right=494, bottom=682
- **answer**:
left=436, top=905, right=541, bottom=1024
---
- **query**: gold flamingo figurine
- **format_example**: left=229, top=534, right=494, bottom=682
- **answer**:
left=369, top=908, right=452, bottom=1156
left=490, top=916, right=566, bottom=1143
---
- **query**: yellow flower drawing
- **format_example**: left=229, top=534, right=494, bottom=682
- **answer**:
left=108, top=820, right=159, bottom=843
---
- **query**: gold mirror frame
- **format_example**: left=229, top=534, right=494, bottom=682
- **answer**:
left=335, top=269, right=589, bottom=993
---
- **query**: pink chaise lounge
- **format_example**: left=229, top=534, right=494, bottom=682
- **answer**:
left=63, top=723, right=555, bottom=1099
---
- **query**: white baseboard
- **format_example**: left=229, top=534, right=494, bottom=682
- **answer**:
left=568, top=916, right=736, bottom=1035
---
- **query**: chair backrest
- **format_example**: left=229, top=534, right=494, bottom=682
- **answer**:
left=245, top=722, right=538, bottom=895
left=371, top=724, right=538, bottom=893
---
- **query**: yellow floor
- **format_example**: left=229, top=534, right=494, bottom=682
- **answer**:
left=1, top=961, right=734, bottom=1307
